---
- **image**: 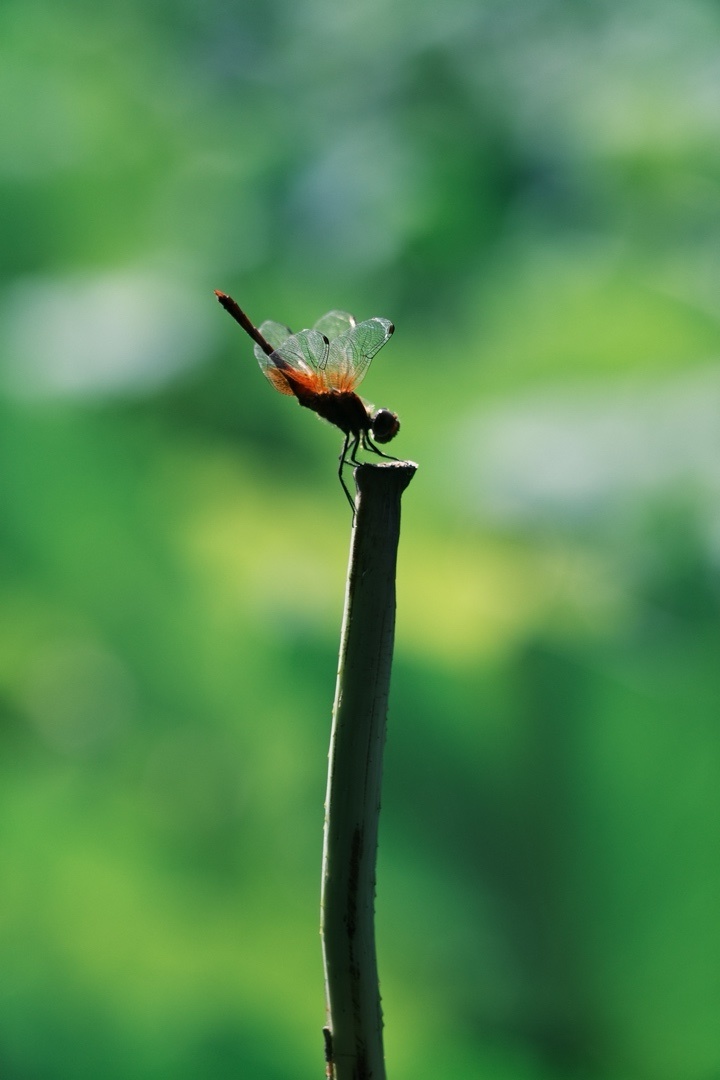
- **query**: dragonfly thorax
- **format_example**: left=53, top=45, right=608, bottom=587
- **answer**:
left=305, top=392, right=399, bottom=445
left=300, top=388, right=371, bottom=436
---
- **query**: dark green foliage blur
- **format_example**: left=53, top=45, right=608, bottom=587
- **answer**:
left=2, top=1, right=720, bottom=1077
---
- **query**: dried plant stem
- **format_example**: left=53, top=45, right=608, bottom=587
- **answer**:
left=321, top=460, right=417, bottom=1080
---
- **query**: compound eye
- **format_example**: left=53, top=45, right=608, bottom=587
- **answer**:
left=371, top=409, right=400, bottom=444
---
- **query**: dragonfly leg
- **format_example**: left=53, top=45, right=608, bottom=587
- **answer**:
left=348, top=432, right=363, bottom=467
left=338, top=432, right=356, bottom=514
left=362, top=432, right=400, bottom=462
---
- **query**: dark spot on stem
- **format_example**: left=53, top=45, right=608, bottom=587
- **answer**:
left=356, top=1046, right=369, bottom=1079
left=322, top=1026, right=334, bottom=1077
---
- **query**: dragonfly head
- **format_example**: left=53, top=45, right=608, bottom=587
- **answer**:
left=371, top=408, right=400, bottom=444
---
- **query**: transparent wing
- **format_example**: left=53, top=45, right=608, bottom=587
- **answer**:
left=253, top=320, right=292, bottom=363
left=257, top=328, right=330, bottom=395
left=272, top=329, right=328, bottom=372
left=325, top=317, right=394, bottom=391
left=313, top=311, right=356, bottom=344
left=253, top=320, right=295, bottom=395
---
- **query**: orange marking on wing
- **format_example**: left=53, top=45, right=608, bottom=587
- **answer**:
left=282, top=367, right=328, bottom=395
left=333, top=370, right=359, bottom=393
left=264, top=366, right=296, bottom=395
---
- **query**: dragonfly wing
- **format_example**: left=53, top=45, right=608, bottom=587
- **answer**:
left=260, top=328, right=330, bottom=395
left=253, top=320, right=295, bottom=394
left=272, top=328, right=328, bottom=372
left=325, top=317, right=394, bottom=391
left=313, top=310, right=356, bottom=344
left=253, top=320, right=292, bottom=361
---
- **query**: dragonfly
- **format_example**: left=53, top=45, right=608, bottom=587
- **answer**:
left=215, top=291, right=401, bottom=511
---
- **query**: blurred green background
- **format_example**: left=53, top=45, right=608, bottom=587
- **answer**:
left=2, top=1, right=720, bottom=1077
